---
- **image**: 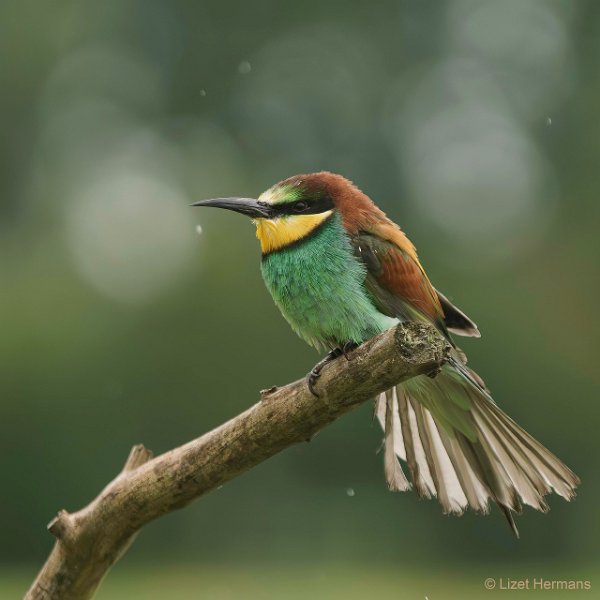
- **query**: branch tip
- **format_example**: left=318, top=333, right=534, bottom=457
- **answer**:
left=260, top=385, right=278, bottom=398
left=122, top=444, right=154, bottom=472
left=47, top=510, right=73, bottom=540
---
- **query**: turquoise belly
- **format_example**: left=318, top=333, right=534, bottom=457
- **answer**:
left=260, top=214, right=397, bottom=350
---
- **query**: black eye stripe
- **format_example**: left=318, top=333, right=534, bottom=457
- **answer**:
left=270, top=196, right=334, bottom=217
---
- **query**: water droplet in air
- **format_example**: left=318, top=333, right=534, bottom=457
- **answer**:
left=346, top=488, right=355, bottom=497
left=200, top=89, right=207, bottom=97
left=546, top=117, right=552, bottom=126
left=196, top=224, right=203, bottom=236
left=238, top=60, right=252, bottom=75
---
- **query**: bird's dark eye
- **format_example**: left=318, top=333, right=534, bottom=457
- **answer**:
left=293, top=200, right=309, bottom=213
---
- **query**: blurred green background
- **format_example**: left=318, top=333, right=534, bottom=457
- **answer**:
left=1, top=0, right=599, bottom=597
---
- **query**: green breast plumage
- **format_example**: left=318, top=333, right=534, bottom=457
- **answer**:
left=260, top=213, right=398, bottom=350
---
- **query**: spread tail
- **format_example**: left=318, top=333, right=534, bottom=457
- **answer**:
left=375, top=359, right=580, bottom=536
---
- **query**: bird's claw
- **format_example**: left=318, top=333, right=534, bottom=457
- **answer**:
left=306, top=343, right=357, bottom=397
left=307, top=368, right=322, bottom=397
left=307, top=351, right=339, bottom=397
left=342, top=341, right=358, bottom=361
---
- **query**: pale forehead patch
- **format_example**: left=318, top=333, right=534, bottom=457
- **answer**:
left=258, top=183, right=301, bottom=205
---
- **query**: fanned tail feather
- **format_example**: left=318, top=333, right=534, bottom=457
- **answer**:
left=376, top=359, right=580, bottom=536
left=376, top=390, right=411, bottom=492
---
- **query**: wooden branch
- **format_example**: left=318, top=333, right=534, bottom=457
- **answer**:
left=25, top=322, right=449, bottom=600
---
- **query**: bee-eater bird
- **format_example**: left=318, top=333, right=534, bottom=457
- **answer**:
left=193, top=172, right=579, bottom=536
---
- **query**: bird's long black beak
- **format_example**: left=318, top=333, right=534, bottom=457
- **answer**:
left=191, top=197, right=272, bottom=219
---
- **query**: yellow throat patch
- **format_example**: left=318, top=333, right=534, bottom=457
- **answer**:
left=254, top=212, right=333, bottom=254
